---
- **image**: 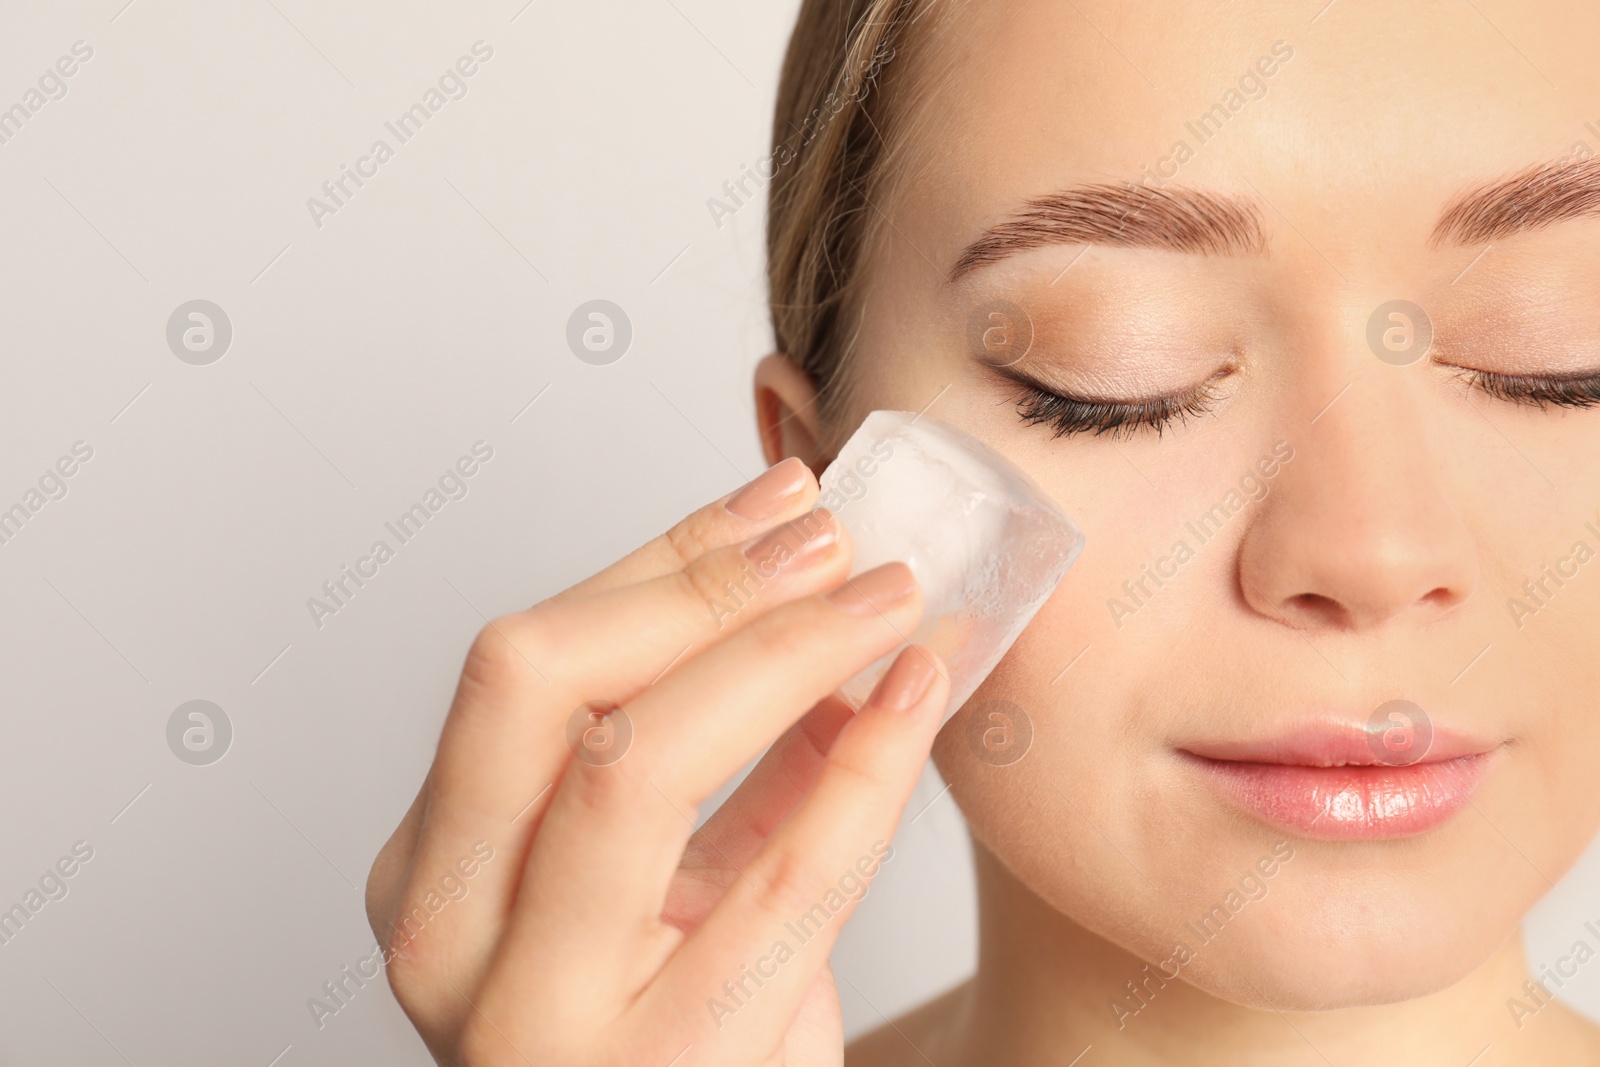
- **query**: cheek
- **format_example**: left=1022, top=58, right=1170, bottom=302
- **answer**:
left=1458, top=453, right=1600, bottom=859
left=931, top=670, right=1182, bottom=991
left=834, top=280, right=970, bottom=430
left=1467, top=570, right=1600, bottom=867
left=929, top=575, right=1165, bottom=951
left=842, top=359, right=956, bottom=433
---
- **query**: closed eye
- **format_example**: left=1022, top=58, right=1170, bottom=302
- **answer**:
left=1005, top=369, right=1232, bottom=439
left=1443, top=365, right=1600, bottom=409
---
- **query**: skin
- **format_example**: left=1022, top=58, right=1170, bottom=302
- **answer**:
left=372, top=1, right=1600, bottom=1064
left=763, top=1, right=1600, bottom=1064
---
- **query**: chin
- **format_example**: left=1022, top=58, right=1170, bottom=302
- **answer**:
left=1103, top=821, right=1553, bottom=1013
left=1166, top=893, right=1517, bottom=1011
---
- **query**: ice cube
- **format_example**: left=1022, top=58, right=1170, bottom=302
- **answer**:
left=816, top=410, right=1084, bottom=723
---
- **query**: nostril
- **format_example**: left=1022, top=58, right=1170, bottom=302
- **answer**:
left=1284, top=592, right=1344, bottom=626
left=1420, top=587, right=1457, bottom=610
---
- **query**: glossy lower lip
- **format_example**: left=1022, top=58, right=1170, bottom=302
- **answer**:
left=1185, top=751, right=1493, bottom=840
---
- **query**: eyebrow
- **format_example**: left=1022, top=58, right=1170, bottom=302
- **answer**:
left=1432, top=157, right=1600, bottom=246
left=949, top=183, right=1267, bottom=280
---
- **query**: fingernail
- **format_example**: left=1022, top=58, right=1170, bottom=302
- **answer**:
left=725, top=457, right=809, bottom=521
left=744, top=509, right=839, bottom=570
left=871, top=647, right=940, bottom=712
left=826, top=562, right=917, bottom=616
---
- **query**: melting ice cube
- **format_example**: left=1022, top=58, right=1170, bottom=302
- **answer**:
left=817, top=410, right=1084, bottom=723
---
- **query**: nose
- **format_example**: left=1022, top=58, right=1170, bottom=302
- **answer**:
left=1237, top=385, right=1479, bottom=632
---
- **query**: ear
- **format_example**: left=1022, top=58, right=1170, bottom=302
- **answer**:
left=753, top=353, right=828, bottom=470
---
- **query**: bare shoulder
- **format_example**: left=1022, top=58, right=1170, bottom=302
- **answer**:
left=844, top=982, right=971, bottom=1067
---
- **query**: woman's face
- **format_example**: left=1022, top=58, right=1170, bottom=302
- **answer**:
left=835, top=0, right=1600, bottom=1008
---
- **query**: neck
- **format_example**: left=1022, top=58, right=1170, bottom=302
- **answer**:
left=922, top=840, right=1593, bottom=1067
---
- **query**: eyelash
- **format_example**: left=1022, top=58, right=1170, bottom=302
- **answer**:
left=1011, top=366, right=1600, bottom=440
left=1449, top=367, right=1600, bottom=410
left=1012, top=374, right=1228, bottom=440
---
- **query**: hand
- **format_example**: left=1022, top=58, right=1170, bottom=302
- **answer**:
left=366, top=458, right=951, bottom=1066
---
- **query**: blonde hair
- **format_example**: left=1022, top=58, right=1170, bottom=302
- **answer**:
left=766, top=0, right=943, bottom=424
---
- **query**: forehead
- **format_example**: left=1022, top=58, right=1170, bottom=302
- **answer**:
left=893, top=0, right=1600, bottom=256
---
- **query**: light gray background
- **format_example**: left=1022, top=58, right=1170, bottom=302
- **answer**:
left=0, top=1, right=1595, bottom=1063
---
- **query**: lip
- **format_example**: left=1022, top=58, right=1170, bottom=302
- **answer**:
left=1179, top=720, right=1503, bottom=841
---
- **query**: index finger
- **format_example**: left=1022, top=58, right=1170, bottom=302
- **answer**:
left=554, top=457, right=817, bottom=603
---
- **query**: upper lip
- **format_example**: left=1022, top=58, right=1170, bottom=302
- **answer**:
left=1177, top=718, right=1502, bottom=767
